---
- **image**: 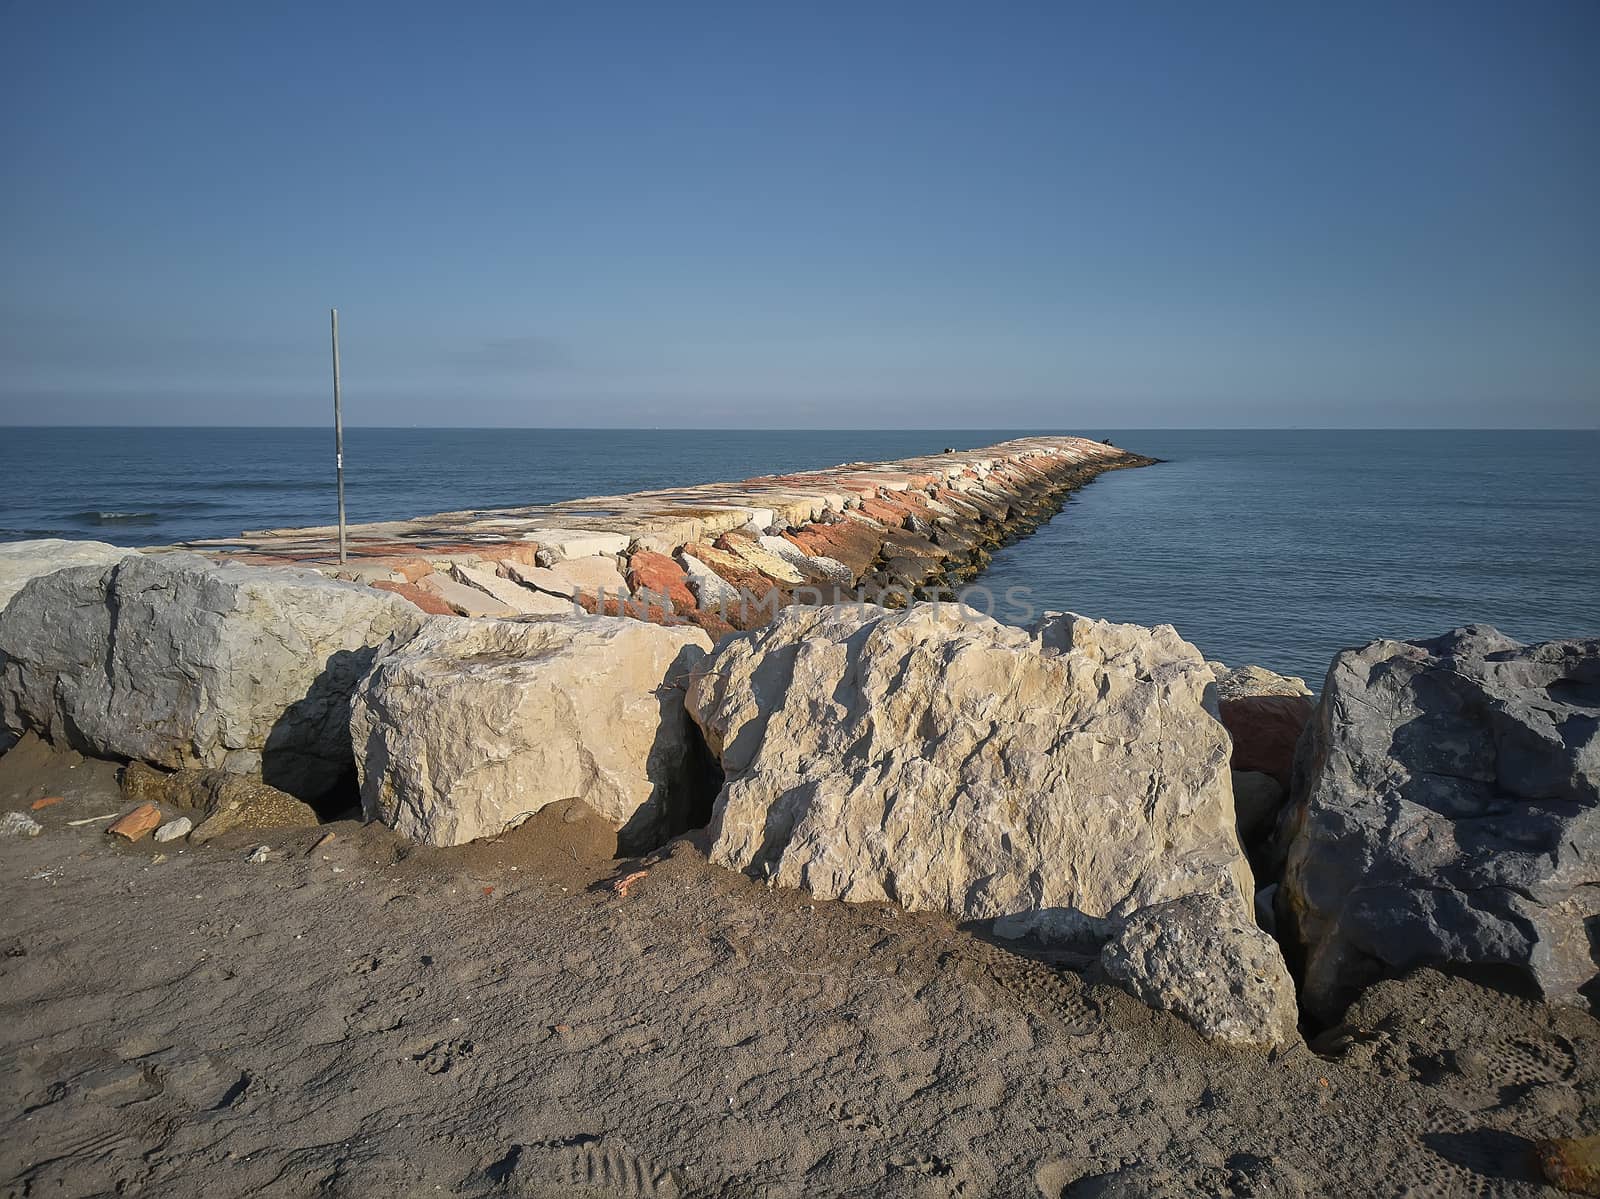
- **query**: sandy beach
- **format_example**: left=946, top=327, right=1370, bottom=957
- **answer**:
left=2, top=738, right=1594, bottom=1197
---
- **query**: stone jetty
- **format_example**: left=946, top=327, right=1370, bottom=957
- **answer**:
left=171, top=435, right=1153, bottom=637
left=3, top=432, right=1598, bottom=1062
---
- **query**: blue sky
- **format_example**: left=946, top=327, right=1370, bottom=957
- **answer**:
left=2, top=1, right=1595, bottom=428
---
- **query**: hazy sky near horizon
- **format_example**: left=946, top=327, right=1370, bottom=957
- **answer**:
left=2, top=1, right=1595, bottom=428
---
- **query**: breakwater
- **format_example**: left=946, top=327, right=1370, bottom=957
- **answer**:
left=180, top=435, right=1155, bottom=638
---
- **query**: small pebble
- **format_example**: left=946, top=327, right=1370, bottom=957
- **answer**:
left=154, top=817, right=193, bottom=842
left=246, top=845, right=270, bottom=863
left=0, top=812, right=43, bottom=838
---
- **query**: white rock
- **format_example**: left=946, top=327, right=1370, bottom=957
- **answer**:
left=1101, top=892, right=1300, bottom=1049
left=724, top=506, right=775, bottom=532
left=530, top=529, right=632, bottom=562
left=416, top=573, right=516, bottom=617
left=717, top=538, right=807, bottom=585
left=506, top=556, right=627, bottom=601
left=0, top=539, right=137, bottom=612
left=0, top=553, right=421, bottom=799
left=351, top=615, right=713, bottom=849
left=756, top=536, right=853, bottom=584
left=503, top=562, right=579, bottom=597
left=154, top=816, right=193, bottom=842
left=0, top=811, right=43, bottom=837
left=686, top=604, right=1254, bottom=945
left=679, top=554, right=740, bottom=611
left=449, top=562, right=573, bottom=616
left=246, top=844, right=270, bottom=863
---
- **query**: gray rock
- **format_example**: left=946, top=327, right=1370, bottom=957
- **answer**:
left=1232, top=769, right=1286, bottom=849
left=1255, top=884, right=1279, bottom=936
left=1101, top=892, right=1300, bottom=1049
left=351, top=615, right=713, bottom=849
left=686, top=604, right=1255, bottom=946
left=679, top=554, right=740, bottom=611
left=153, top=816, right=192, bottom=842
left=246, top=844, right=270, bottom=863
left=0, top=539, right=136, bottom=612
left=0, top=811, right=43, bottom=837
left=0, top=553, right=421, bottom=800
left=1279, top=625, right=1600, bottom=1023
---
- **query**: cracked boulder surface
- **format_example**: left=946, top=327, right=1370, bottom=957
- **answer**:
left=1278, top=624, right=1600, bottom=1025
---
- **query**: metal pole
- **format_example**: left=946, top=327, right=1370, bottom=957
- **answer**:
left=331, top=308, right=347, bottom=565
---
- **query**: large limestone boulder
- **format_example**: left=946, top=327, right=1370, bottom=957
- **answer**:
left=0, top=539, right=136, bottom=612
left=685, top=603, right=1255, bottom=945
left=0, top=553, right=421, bottom=799
left=1280, top=625, right=1600, bottom=1023
left=1101, top=893, right=1300, bottom=1048
left=350, top=615, right=714, bottom=849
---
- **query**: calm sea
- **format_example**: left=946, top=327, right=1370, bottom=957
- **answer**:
left=1, top=427, right=1595, bottom=682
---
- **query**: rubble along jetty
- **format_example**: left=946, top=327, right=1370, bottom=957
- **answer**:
left=177, top=435, right=1155, bottom=638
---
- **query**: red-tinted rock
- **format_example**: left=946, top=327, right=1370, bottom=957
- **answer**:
left=679, top=542, right=791, bottom=629
left=783, top=519, right=885, bottom=582
left=1218, top=695, right=1315, bottom=788
left=856, top=497, right=903, bottom=526
left=578, top=590, right=736, bottom=642
left=108, top=803, right=162, bottom=842
left=626, top=550, right=696, bottom=615
left=371, top=579, right=456, bottom=616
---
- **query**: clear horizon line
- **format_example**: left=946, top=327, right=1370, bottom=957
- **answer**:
left=2, top=424, right=1597, bottom=433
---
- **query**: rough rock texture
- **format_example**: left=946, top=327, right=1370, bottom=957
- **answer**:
left=121, top=761, right=173, bottom=807
left=0, top=553, right=421, bottom=800
left=757, top=535, right=852, bottom=586
left=0, top=811, right=42, bottom=837
left=685, top=604, right=1254, bottom=944
left=680, top=554, right=741, bottom=612
left=1100, top=893, right=1301, bottom=1048
left=0, top=539, right=136, bottom=612
left=1211, top=664, right=1316, bottom=789
left=1232, top=770, right=1286, bottom=851
left=1279, top=625, right=1600, bottom=1023
left=183, top=773, right=320, bottom=843
left=1210, top=663, right=1312, bottom=702
left=713, top=531, right=807, bottom=585
left=351, top=616, right=714, bottom=849
left=625, top=550, right=696, bottom=615
left=505, top=558, right=628, bottom=607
